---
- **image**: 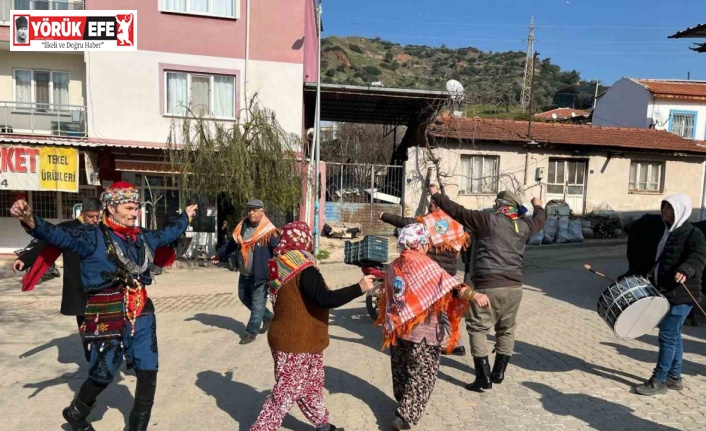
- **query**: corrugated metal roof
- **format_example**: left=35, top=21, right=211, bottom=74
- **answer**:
left=304, top=83, right=448, bottom=125
left=0, top=135, right=170, bottom=150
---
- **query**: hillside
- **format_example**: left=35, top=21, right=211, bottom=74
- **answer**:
left=321, top=36, right=599, bottom=112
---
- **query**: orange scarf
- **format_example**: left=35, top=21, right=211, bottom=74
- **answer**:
left=232, top=215, right=279, bottom=266
left=375, top=249, right=468, bottom=353
left=417, top=210, right=470, bottom=253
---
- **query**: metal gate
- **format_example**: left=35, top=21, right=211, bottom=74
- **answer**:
left=324, top=162, right=404, bottom=235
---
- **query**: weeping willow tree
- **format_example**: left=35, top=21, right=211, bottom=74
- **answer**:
left=165, top=97, right=303, bottom=215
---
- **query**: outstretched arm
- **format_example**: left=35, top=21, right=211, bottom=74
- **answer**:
left=142, top=205, right=197, bottom=250
left=298, top=267, right=374, bottom=309
left=11, top=200, right=96, bottom=258
left=431, top=193, right=490, bottom=234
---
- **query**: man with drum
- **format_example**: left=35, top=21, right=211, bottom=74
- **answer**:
left=624, top=194, right=706, bottom=395
left=429, top=185, right=545, bottom=392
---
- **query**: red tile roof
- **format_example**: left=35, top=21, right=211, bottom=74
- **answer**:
left=534, top=108, right=590, bottom=120
left=428, top=117, right=706, bottom=154
left=634, top=79, right=706, bottom=100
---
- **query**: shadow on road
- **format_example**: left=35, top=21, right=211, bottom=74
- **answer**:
left=195, top=370, right=311, bottom=431
left=601, top=341, right=705, bottom=379
left=19, top=333, right=133, bottom=428
left=523, top=381, right=683, bottom=431
left=513, top=340, right=644, bottom=387
left=185, top=313, right=247, bottom=338
left=327, top=306, right=383, bottom=351
left=325, top=366, right=397, bottom=430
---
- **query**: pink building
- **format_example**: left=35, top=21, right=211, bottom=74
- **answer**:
left=0, top=0, right=319, bottom=253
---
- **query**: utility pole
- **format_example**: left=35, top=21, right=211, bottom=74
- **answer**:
left=592, top=79, right=600, bottom=110
left=313, top=0, right=322, bottom=256
left=527, top=51, right=540, bottom=138
left=520, top=17, right=535, bottom=112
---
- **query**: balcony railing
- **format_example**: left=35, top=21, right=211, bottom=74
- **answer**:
left=1, top=0, right=84, bottom=25
left=0, top=101, right=87, bottom=137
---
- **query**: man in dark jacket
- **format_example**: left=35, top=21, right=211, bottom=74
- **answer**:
left=379, top=199, right=467, bottom=356
left=13, top=197, right=103, bottom=359
left=624, top=195, right=706, bottom=396
left=686, top=219, right=706, bottom=326
left=429, top=185, right=545, bottom=392
left=212, top=199, right=280, bottom=345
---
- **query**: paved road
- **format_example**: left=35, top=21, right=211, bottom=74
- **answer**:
left=1, top=243, right=706, bottom=431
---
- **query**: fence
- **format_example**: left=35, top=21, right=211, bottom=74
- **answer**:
left=324, top=162, right=405, bottom=236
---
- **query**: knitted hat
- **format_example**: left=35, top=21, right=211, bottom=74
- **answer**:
left=100, top=181, right=141, bottom=207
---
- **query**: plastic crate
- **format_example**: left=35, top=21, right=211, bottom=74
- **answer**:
left=344, top=235, right=389, bottom=266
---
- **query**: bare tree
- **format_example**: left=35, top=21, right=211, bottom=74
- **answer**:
left=320, top=122, right=399, bottom=164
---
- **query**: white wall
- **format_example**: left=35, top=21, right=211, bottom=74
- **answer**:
left=85, top=50, right=304, bottom=146
left=593, top=78, right=651, bottom=128
left=0, top=51, right=85, bottom=106
left=403, top=141, right=706, bottom=225
left=650, top=99, right=706, bottom=140
left=0, top=217, right=60, bottom=254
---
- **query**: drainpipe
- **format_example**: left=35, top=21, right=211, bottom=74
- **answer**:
left=244, top=0, right=251, bottom=121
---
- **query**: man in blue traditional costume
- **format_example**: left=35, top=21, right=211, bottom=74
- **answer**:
left=10, top=182, right=197, bottom=431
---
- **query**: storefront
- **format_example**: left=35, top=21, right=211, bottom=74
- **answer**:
left=0, top=143, right=98, bottom=253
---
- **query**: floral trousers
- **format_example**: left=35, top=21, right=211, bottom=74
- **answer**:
left=250, top=350, right=330, bottom=431
left=391, top=338, right=441, bottom=425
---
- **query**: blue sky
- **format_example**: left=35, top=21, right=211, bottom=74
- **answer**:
left=322, top=0, right=706, bottom=86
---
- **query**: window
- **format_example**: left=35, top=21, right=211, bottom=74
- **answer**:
left=163, top=0, right=237, bottom=19
left=0, top=191, right=11, bottom=217
left=460, top=155, right=499, bottom=194
left=60, top=186, right=97, bottom=220
left=30, top=191, right=58, bottom=218
left=669, top=111, right=696, bottom=139
left=14, top=0, right=75, bottom=10
left=548, top=159, right=586, bottom=196
left=629, top=161, right=663, bottom=192
left=14, top=69, right=69, bottom=111
left=165, top=71, right=235, bottom=119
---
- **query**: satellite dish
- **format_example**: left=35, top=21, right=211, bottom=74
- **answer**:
left=446, top=79, right=465, bottom=101
left=571, top=112, right=576, bottom=117
left=551, top=113, right=557, bottom=120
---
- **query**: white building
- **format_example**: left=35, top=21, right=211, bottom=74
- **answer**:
left=594, top=78, right=706, bottom=141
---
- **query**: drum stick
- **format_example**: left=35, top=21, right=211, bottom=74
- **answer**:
left=584, top=264, right=615, bottom=283
left=680, top=282, right=706, bottom=318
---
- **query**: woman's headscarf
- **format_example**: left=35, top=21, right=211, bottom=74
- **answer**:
left=379, top=223, right=469, bottom=353
left=268, top=221, right=316, bottom=302
left=397, top=223, right=430, bottom=251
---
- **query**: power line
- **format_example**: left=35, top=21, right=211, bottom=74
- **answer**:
left=343, top=18, right=681, bottom=30
left=349, top=33, right=686, bottom=45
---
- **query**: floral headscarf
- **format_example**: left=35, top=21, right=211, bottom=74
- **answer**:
left=397, top=223, right=430, bottom=252
left=273, top=221, right=313, bottom=255
left=269, top=221, right=316, bottom=303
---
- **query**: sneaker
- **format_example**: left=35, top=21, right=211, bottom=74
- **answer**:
left=239, top=334, right=257, bottom=345
left=666, top=376, right=684, bottom=391
left=390, top=414, right=411, bottom=431
left=635, top=377, right=667, bottom=396
left=259, top=317, right=272, bottom=334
